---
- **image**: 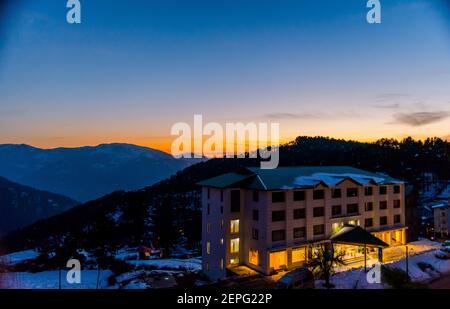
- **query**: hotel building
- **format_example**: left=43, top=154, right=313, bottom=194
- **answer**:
left=198, top=166, right=407, bottom=280
left=433, top=201, right=450, bottom=237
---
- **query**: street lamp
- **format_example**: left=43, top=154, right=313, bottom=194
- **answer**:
left=405, top=245, right=409, bottom=277
left=393, top=235, right=409, bottom=277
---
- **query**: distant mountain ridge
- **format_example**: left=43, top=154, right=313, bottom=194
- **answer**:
left=4, top=136, right=449, bottom=254
left=0, top=143, right=202, bottom=202
left=0, top=176, right=78, bottom=234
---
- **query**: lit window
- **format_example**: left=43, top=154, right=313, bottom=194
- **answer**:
left=220, top=238, right=224, bottom=245
left=332, top=222, right=343, bottom=233
left=206, top=241, right=211, bottom=255
left=230, top=257, right=239, bottom=265
left=220, top=258, right=224, bottom=270
left=249, top=249, right=259, bottom=265
left=348, top=220, right=360, bottom=226
left=292, top=247, right=306, bottom=264
left=230, top=238, right=240, bottom=253
left=230, top=219, right=240, bottom=233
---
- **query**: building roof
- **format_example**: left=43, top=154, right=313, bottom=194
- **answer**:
left=196, top=171, right=254, bottom=189
left=197, top=166, right=404, bottom=190
left=330, top=225, right=389, bottom=247
left=431, top=201, right=450, bottom=209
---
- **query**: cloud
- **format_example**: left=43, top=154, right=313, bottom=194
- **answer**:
left=392, top=111, right=450, bottom=127
left=374, top=93, right=411, bottom=102
left=370, top=103, right=401, bottom=109
left=262, top=113, right=323, bottom=120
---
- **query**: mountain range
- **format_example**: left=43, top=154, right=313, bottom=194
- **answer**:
left=0, top=176, right=78, bottom=234
left=3, top=136, right=449, bottom=254
left=0, top=143, right=202, bottom=202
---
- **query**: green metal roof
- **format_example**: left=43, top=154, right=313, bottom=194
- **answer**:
left=330, top=225, right=389, bottom=247
left=196, top=172, right=254, bottom=188
left=197, top=166, right=404, bottom=190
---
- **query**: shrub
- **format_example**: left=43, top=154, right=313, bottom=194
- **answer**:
left=381, top=266, right=411, bottom=289
left=110, top=259, right=134, bottom=275
left=381, top=266, right=428, bottom=289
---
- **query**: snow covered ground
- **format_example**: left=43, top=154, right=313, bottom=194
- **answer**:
left=0, top=270, right=113, bottom=289
left=0, top=248, right=202, bottom=289
left=317, top=240, right=450, bottom=289
left=0, top=250, right=39, bottom=265
left=129, top=257, right=202, bottom=272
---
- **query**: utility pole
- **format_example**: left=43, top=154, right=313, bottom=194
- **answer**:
left=363, top=222, right=367, bottom=273
left=58, top=266, right=62, bottom=289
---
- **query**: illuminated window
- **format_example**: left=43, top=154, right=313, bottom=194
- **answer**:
left=269, top=251, right=287, bottom=270
left=230, top=238, right=240, bottom=253
left=220, top=258, right=224, bottom=270
left=220, top=238, right=224, bottom=245
left=292, top=247, right=306, bottom=264
left=230, top=219, right=240, bottom=233
left=230, top=257, right=240, bottom=265
left=348, top=220, right=360, bottom=226
left=206, top=241, right=211, bottom=255
left=249, top=249, right=259, bottom=265
left=332, top=222, right=343, bottom=233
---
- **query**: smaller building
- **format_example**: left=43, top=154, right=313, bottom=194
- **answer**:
left=432, top=201, right=450, bottom=238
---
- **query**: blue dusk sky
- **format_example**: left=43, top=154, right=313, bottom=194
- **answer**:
left=0, top=0, right=449, bottom=152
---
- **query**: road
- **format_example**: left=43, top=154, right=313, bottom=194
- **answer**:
left=430, top=273, right=450, bottom=289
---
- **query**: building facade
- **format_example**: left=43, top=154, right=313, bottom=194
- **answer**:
left=199, top=166, right=407, bottom=280
left=433, top=202, right=450, bottom=238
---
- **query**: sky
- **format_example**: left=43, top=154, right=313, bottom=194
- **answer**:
left=0, top=0, right=449, bottom=153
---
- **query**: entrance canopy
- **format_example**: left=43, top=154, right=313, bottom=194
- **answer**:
left=330, top=225, right=389, bottom=248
